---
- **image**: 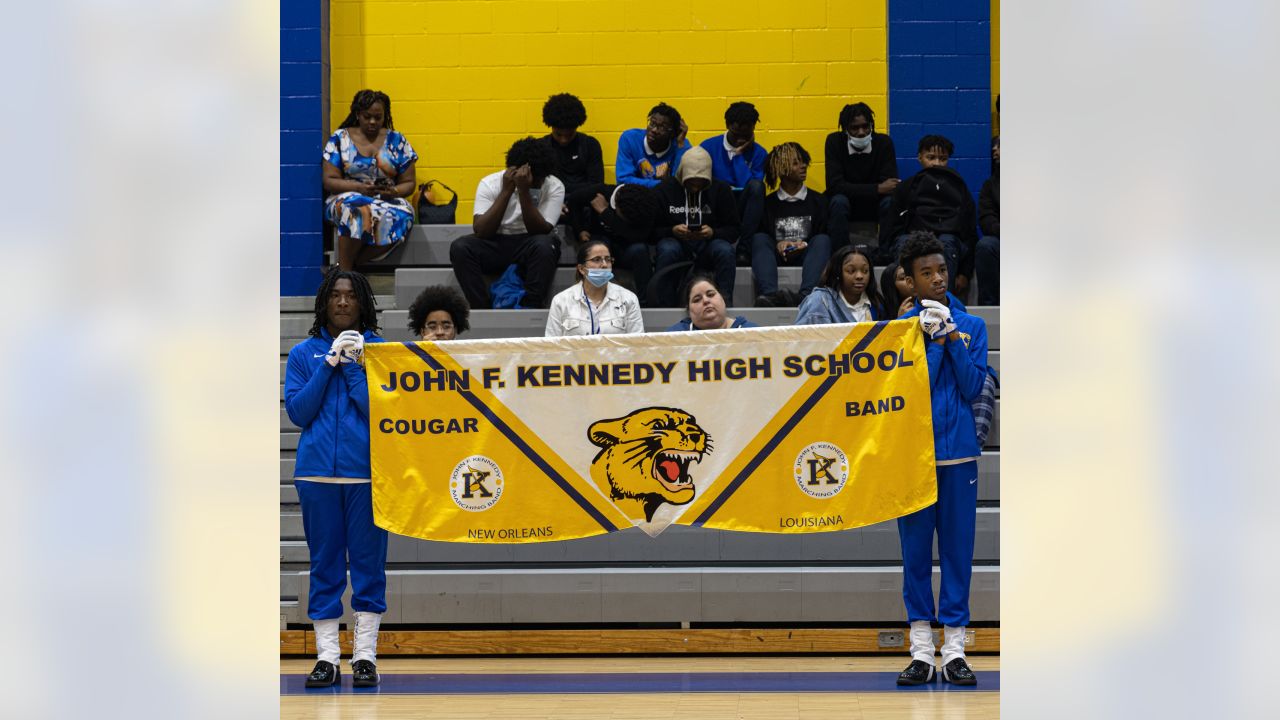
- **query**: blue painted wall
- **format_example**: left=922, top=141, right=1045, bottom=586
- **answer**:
left=280, top=1, right=326, bottom=296
left=888, top=0, right=992, bottom=201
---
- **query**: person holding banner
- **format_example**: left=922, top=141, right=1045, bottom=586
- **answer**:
left=546, top=239, right=645, bottom=336
left=665, top=274, right=759, bottom=331
left=892, top=232, right=989, bottom=687
left=406, top=285, right=470, bottom=341
left=283, top=270, right=388, bottom=689
left=793, top=244, right=886, bottom=325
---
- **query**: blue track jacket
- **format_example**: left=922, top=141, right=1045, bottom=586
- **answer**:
left=698, top=134, right=767, bottom=190
left=284, top=328, right=384, bottom=479
left=900, top=300, right=988, bottom=463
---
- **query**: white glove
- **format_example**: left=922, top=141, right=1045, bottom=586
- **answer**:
left=919, top=299, right=956, bottom=338
left=337, top=330, right=364, bottom=365
left=325, top=335, right=348, bottom=367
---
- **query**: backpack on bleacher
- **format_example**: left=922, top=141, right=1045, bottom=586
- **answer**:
left=901, top=166, right=970, bottom=237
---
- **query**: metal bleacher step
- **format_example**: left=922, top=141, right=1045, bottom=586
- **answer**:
left=359, top=224, right=576, bottom=270
left=278, top=565, right=1000, bottom=626
left=393, top=266, right=813, bottom=310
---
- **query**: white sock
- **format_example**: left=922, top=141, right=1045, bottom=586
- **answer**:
left=314, top=618, right=340, bottom=666
left=352, top=611, right=382, bottom=665
left=941, top=625, right=967, bottom=666
left=909, top=620, right=936, bottom=664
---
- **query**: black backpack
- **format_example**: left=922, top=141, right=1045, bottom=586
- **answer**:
left=903, top=166, right=970, bottom=235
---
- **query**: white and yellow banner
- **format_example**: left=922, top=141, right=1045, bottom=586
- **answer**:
left=366, top=320, right=937, bottom=542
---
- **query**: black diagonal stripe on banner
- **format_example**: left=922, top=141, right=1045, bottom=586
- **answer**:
left=401, top=342, right=619, bottom=533
left=691, top=321, right=889, bottom=526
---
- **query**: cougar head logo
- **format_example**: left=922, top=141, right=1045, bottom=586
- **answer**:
left=587, top=407, right=712, bottom=523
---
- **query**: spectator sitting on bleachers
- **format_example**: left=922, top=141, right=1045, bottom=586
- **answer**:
left=579, top=184, right=661, bottom=302
left=545, top=239, right=644, bottom=337
left=976, top=136, right=999, bottom=305
left=651, top=147, right=740, bottom=307
left=322, top=89, right=418, bottom=271
left=824, top=102, right=898, bottom=246
left=878, top=135, right=978, bottom=299
left=893, top=231, right=988, bottom=689
left=283, top=269, right=387, bottom=689
left=665, top=273, right=759, bottom=331
left=699, top=101, right=767, bottom=251
left=449, top=137, right=565, bottom=309
left=879, top=261, right=916, bottom=319
left=539, top=93, right=604, bottom=244
left=616, top=102, right=691, bottom=188
left=406, top=285, right=470, bottom=341
left=751, top=142, right=833, bottom=308
left=794, top=244, right=884, bottom=325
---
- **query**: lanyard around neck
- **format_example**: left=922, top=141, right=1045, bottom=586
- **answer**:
left=583, top=287, right=601, bottom=335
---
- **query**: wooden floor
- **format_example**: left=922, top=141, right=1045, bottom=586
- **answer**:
left=280, top=656, right=1000, bottom=719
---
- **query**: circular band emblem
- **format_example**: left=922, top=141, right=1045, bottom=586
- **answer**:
left=449, top=455, right=504, bottom=511
left=793, top=442, right=849, bottom=499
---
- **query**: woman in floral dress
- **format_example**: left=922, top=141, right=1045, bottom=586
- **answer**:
left=322, top=89, right=418, bottom=270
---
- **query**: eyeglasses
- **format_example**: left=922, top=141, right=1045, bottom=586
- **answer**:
left=585, top=256, right=614, bottom=266
left=646, top=118, right=672, bottom=132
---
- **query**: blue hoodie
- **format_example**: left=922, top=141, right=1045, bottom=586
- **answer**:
left=698, top=134, right=767, bottom=190
left=900, top=299, right=988, bottom=464
left=616, top=128, right=691, bottom=188
left=284, top=328, right=384, bottom=479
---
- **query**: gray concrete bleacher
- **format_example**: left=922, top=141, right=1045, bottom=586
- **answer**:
left=280, top=223, right=1001, bottom=628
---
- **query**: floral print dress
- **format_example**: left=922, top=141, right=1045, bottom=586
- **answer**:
left=322, top=128, right=418, bottom=246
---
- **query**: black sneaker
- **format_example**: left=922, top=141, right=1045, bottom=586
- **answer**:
left=896, top=659, right=935, bottom=686
left=941, top=657, right=977, bottom=685
left=351, top=659, right=380, bottom=687
left=755, top=294, right=776, bottom=308
left=305, top=660, right=340, bottom=688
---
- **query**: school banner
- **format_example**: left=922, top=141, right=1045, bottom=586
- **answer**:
left=365, top=320, right=937, bottom=542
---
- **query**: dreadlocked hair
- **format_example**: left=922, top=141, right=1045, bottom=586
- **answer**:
left=338, top=89, right=395, bottom=130
left=309, top=268, right=380, bottom=337
left=764, top=142, right=811, bottom=188
left=837, top=102, right=875, bottom=130
left=406, top=285, right=470, bottom=337
left=613, top=185, right=660, bottom=227
left=648, top=102, right=683, bottom=134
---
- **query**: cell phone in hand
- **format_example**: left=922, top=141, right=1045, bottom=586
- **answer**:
left=687, top=223, right=703, bottom=233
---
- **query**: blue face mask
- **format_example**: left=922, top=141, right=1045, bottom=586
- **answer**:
left=586, top=269, right=614, bottom=287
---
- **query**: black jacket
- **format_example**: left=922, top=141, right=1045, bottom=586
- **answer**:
left=978, top=175, right=999, bottom=237
left=880, top=166, right=979, bottom=276
left=541, top=133, right=604, bottom=191
left=579, top=183, right=657, bottom=247
left=651, top=177, right=740, bottom=244
left=759, top=187, right=828, bottom=241
left=823, top=131, right=899, bottom=200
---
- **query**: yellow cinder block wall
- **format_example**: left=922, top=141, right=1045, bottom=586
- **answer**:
left=331, top=0, right=888, bottom=219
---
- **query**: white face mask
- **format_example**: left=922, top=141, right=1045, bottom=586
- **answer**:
left=848, top=133, right=872, bottom=151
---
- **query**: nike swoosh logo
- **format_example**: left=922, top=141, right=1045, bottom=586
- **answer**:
left=969, top=477, right=978, bottom=485
left=313, top=354, right=327, bottom=358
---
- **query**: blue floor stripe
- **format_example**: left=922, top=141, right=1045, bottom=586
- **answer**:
left=281, top=670, right=998, bottom=695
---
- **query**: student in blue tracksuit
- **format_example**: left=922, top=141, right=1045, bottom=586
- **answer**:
left=283, top=270, right=386, bottom=689
left=893, top=231, right=989, bottom=687
left=698, top=101, right=768, bottom=250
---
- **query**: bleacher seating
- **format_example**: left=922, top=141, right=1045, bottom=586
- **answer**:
left=281, top=224, right=1000, bottom=629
